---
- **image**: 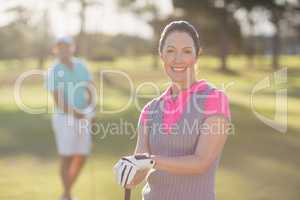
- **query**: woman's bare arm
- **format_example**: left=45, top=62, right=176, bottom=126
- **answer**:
left=151, top=115, right=230, bottom=175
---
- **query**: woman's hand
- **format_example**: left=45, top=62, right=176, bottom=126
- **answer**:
left=113, top=154, right=155, bottom=187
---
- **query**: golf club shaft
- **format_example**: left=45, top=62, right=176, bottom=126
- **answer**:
left=125, top=188, right=131, bottom=200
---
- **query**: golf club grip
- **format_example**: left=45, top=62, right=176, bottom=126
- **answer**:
left=125, top=188, right=131, bottom=200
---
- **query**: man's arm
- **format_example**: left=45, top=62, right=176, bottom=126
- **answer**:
left=52, top=90, right=84, bottom=119
left=86, top=81, right=95, bottom=106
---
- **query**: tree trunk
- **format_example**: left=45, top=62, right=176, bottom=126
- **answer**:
left=38, top=56, right=45, bottom=69
left=246, top=12, right=255, bottom=69
left=152, top=31, right=159, bottom=69
left=76, top=0, right=87, bottom=56
left=37, top=10, right=49, bottom=69
left=272, top=11, right=281, bottom=70
left=151, top=16, right=160, bottom=69
left=219, top=10, right=229, bottom=72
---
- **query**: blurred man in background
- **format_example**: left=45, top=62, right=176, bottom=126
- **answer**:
left=45, top=36, right=95, bottom=200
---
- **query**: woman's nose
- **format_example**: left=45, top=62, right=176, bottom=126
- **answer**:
left=174, top=52, right=183, bottom=63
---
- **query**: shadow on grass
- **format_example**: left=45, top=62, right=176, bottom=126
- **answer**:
left=1, top=99, right=300, bottom=198
left=287, top=67, right=300, bottom=78
left=0, top=104, right=142, bottom=160
left=0, top=101, right=299, bottom=168
left=223, top=103, right=300, bottom=166
left=219, top=103, right=300, bottom=197
left=0, top=111, right=57, bottom=159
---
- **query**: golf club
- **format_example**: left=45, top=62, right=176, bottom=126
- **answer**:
left=124, top=188, right=131, bottom=200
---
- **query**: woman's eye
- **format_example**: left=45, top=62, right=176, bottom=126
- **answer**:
left=167, top=49, right=174, bottom=53
left=184, top=50, right=192, bottom=54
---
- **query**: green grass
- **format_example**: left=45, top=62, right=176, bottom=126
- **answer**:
left=0, top=55, right=299, bottom=200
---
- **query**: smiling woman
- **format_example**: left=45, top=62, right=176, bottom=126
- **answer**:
left=113, top=21, right=231, bottom=200
left=158, top=21, right=201, bottom=92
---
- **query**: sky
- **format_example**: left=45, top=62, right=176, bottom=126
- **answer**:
left=0, top=0, right=173, bottom=39
left=0, top=0, right=276, bottom=39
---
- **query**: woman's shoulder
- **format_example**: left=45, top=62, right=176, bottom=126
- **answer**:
left=139, top=91, right=166, bottom=123
left=141, top=96, right=161, bottom=113
left=206, top=87, right=229, bottom=100
left=199, top=80, right=229, bottom=97
left=203, top=85, right=231, bottom=120
left=143, top=88, right=168, bottom=109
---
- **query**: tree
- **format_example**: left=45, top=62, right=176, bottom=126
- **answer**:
left=35, top=10, right=52, bottom=69
left=2, top=5, right=33, bottom=61
left=173, top=0, right=242, bottom=73
left=117, top=0, right=163, bottom=69
left=0, top=4, right=54, bottom=66
left=60, top=0, right=102, bottom=56
left=237, top=0, right=300, bottom=70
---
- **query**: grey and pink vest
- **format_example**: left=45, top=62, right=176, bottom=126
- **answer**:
left=139, top=80, right=231, bottom=200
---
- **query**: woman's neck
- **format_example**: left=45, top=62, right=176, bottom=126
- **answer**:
left=171, top=77, right=196, bottom=97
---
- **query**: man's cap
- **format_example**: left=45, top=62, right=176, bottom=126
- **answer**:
left=55, top=36, right=74, bottom=45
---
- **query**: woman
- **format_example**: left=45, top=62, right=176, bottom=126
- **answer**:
left=46, top=36, right=95, bottom=200
left=114, top=21, right=231, bottom=200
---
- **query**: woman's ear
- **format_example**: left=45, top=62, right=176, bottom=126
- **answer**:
left=159, top=52, right=163, bottom=59
left=198, top=48, right=203, bottom=57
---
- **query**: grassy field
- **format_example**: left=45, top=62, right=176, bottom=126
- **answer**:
left=0, top=55, right=299, bottom=200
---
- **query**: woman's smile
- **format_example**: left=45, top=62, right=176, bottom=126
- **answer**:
left=171, top=65, right=188, bottom=72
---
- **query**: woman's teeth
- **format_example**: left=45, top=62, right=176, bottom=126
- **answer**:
left=172, top=66, right=186, bottom=72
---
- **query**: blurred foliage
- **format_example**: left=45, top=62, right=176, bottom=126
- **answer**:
left=172, top=0, right=300, bottom=70
left=77, top=33, right=153, bottom=61
left=0, top=0, right=299, bottom=70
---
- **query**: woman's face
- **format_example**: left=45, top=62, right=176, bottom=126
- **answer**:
left=161, top=31, right=198, bottom=84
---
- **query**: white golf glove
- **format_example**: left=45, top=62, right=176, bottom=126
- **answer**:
left=113, top=154, right=155, bottom=187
